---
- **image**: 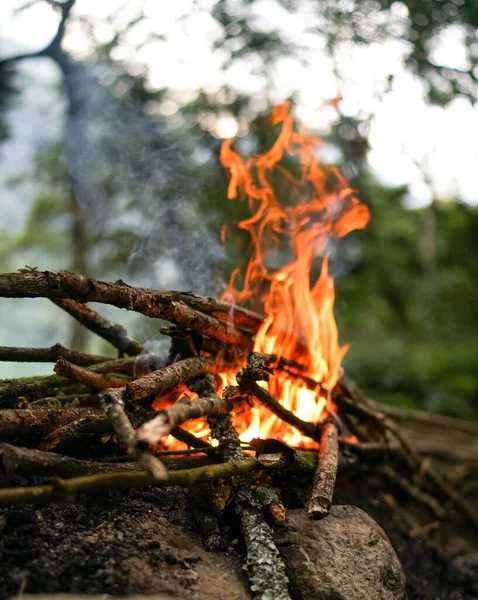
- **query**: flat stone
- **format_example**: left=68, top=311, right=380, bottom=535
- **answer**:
left=275, top=506, right=406, bottom=600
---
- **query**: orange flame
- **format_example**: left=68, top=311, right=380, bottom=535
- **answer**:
left=154, top=102, right=369, bottom=451
left=219, top=101, right=369, bottom=446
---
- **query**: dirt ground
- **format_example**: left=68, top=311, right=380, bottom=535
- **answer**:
left=0, top=440, right=477, bottom=600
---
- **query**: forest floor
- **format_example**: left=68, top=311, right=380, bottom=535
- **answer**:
left=0, top=421, right=477, bottom=600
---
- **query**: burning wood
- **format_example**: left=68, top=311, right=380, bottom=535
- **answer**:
left=0, top=104, right=476, bottom=598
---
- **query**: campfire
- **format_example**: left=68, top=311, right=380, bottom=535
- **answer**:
left=0, top=104, right=476, bottom=599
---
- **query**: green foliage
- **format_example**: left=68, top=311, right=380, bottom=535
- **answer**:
left=335, top=177, right=478, bottom=419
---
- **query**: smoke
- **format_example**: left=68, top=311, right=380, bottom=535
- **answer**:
left=63, top=61, right=228, bottom=295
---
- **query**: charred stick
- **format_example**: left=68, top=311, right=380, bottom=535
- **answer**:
left=126, top=355, right=217, bottom=403
left=0, top=443, right=143, bottom=477
left=0, top=457, right=260, bottom=506
left=237, top=378, right=321, bottom=443
left=0, top=344, right=109, bottom=367
left=0, top=270, right=253, bottom=348
left=136, top=392, right=241, bottom=446
left=51, top=297, right=144, bottom=356
left=160, top=325, right=199, bottom=364
left=0, top=407, right=102, bottom=440
left=308, top=420, right=339, bottom=520
left=54, top=358, right=128, bottom=390
left=171, top=426, right=215, bottom=451
left=234, top=353, right=321, bottom=443
left=101, top=388, right=167, bottom=480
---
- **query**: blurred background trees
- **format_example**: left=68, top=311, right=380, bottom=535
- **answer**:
left=0, top=0, right=477, bottom=419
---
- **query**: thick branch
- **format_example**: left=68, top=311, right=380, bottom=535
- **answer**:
left=0, top=443, right=141, bottom=477
left=0, top=457, right=260, bottom=506
left=126, top=355, right=217, bottom=403
left=0, top=271, right=253, bottom=348
left=0, top=374, right=89, bottom=406
left=204, top=373, right=290, bottom=599
left=0, top=407, right=102, bottom=440
left=156, top=291, right=263, bottom=333
left=308, top=420, right=339, bottom=520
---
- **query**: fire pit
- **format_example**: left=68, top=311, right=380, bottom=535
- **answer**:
left=0, top=104, right=476, bottom=600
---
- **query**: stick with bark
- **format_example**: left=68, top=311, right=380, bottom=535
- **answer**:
left=136, top=392, right=241, bottom=447
left=0, top=457, right=260, bottom=506
left=0, top=344, right=110, bottom=367
left=125, top=355, right=218, bottom=403
left=194, top=370, right=290, bottom=600
left=0, top=443, right=142, bottom=477
left=101, top=388, right=167, bottom=480
left=233, top=353, right=321, bottom=443
left=308, top=419, right=339, bottom=520
left=154, top=290, right=263, bottom=333
left=0, top=270, right=253, bottom=348
left=39, top=414, right=111, bottom=452
left=51, top=298, right=144, bottom=356
left=54, top=358, right=129, bottom=390
left=0, top=407, right=102, bottom=440
left=0, top=374, right=90, bottom=407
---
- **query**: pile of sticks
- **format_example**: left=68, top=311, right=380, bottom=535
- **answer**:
left=0, top=269, right=476, bottom=600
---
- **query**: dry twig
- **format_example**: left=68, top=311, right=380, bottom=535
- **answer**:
left=136, top=393, right=241, bottom=446
left=51, top=298, right=144, bottom=356
left=308, top=419, right=339, bottom=519
left=126, top=355, right=218, bottom=403
left=0, top=344, right=109, bottom=366
left=101, top=388, right=167, bottom=480
left=0, top=457, right=260, bottom=506
left=54, top=358, right=128, bottom=390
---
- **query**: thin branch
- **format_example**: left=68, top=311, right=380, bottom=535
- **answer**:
left=0, top=344, right=110, bottom=366
left=0, top=0, right=75, bottom=67
left=380, top=466, right=445, bottom=520
left=371, top=402, right=478, bottom=437
left=233, top=353, right=321, bottom=443
left=101, top=388, right=167, bottom=480
left=136, top=392, right=240, bottom=446
left=54, top=358, right=128, bottom=390
left=51, top=298, right=144, bottom=356
left=0, top=457, right=260, bottom=506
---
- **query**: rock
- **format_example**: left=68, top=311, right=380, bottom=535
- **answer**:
left=275, top=505, right=406, bottom=600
